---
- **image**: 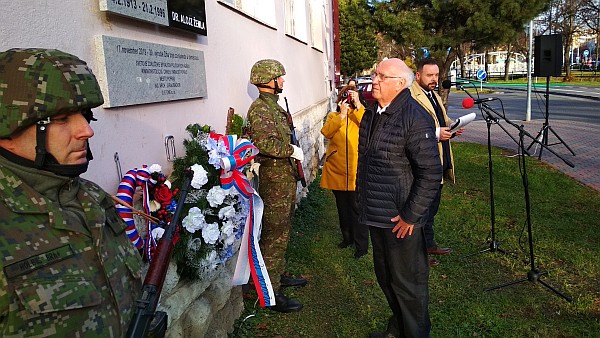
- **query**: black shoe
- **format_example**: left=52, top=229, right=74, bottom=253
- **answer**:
left=280, top=276, right=308, bottom=288
left=368, top=332, right=397, bottom=338
left=338, top=240, right=353, bottom=249
left=354, top=250, right=368, bottom=259
left=268, top=293, right=303, bottom=313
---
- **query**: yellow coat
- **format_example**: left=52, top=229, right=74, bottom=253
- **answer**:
left=320, top=105, right=365, bottom=191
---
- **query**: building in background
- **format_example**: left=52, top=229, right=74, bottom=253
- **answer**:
left=0, top=0, right=334, bottom=192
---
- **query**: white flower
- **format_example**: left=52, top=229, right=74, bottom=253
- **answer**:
left=221, top=220, right=236, bottom=246
left=149, top=200, right=161, bottom=212
left=190, top=164, right=208, bottom=189
left=202, top=222, right=220, bottom=245
left=149, top=164, right=162, bottom=173
left=205, top=136, right=218, bottom=151
left=151, top=227, right=165, bottom=240
left=207, top=186, right=227, bottom=207
left=182, top=207, right=205, bottom=233
left=218, top=205, right=236, bottom=220
left=208, top=149, right=222, bottom=169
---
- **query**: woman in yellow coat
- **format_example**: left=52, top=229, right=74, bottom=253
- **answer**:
left=320, top=84, right=369, bottom=258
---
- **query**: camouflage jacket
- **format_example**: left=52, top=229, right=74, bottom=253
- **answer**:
left=0, top=156, right=142, bottom=337
left=247, top=92, right=296, bottom=172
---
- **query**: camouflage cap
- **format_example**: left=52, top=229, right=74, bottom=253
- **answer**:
left=0, top=48, right=104, bottom=138
left=250, top=59, right=286, bottom=85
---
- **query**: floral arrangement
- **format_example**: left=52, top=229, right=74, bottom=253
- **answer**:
left=169, top=123, right=250, bottom=280
left=119, top=123, right=251, bottom=281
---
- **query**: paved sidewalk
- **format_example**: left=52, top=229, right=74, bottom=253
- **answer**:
left=449, top=116, right=600, bottom=192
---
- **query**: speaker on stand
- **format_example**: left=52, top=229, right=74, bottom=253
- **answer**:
left=528, top=34, right=575, bottom=158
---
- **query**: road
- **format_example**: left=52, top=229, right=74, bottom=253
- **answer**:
left=442, top=85, right=600, bottom=191
left=446, top=87, right=599, bottom=126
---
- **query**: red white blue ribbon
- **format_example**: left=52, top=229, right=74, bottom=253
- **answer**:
left=210, top=132, right=275, bottom=307
left=115, top=165, right=160, bottom=261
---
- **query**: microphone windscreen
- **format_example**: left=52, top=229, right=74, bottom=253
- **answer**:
left=462, top=97, right=475, bottom=109
left=441, top=80, right=452, bottom=89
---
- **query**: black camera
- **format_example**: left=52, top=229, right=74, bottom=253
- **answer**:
left=341, top=91, right=356, bottom=109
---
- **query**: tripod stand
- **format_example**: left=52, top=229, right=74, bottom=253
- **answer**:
left=484, top=125, right=573, bottom=302
left=527, top=76, right=576, bottom=160
left=464, top=110, right=509, bottom=258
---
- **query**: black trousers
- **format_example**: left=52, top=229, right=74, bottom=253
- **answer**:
left=370, top=226, right=431, bottom=338
left=332, top=190, right=369, bottom=253
left=423, top=184, right=443, bottom=249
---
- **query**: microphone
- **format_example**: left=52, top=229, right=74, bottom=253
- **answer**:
left=441, top=79, right=471, bottom=89
left=462, top=97, right=498, bottom=109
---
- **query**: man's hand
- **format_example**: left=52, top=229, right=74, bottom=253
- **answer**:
left=391, top=215, right=414, bottom=238
left=439, top=127, right=453, bottom=141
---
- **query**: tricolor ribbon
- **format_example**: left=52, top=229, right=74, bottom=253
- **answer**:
left=115, top=165, right=161, bottom=261
left=210, top=132, right=275, bottom=307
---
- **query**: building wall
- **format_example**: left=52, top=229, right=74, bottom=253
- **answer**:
left=0, top=0, right=334, bottom=192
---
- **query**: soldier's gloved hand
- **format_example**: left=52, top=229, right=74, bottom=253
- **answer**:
left=290, top=144, right=304, bottom=162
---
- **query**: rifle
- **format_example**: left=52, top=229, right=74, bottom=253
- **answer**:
left=126, top=169, right=194, bottom=338
left=283, top=97, right=307, bottom=187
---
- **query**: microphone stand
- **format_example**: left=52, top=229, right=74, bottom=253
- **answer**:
left=481, top=104, right=573, bottom=302
left=463, top=105, right=508, bottom=258
left=457, top=86, right=514, bottom=259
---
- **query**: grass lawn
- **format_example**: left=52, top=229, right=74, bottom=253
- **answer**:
left=231, top=142, right=600, bottom=338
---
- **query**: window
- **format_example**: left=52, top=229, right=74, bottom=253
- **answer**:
left=309, top=0, right=325, bottom=51
left=285, top=0, right=308, bottom=43
left=219, top=0, right=276, bottom=27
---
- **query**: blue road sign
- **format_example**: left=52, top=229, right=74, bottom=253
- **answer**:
left=583, top=49, right=589, bottom=57
left=422, top=47, right=429, bottom=58
left=476, top=69, right=487, bottom=80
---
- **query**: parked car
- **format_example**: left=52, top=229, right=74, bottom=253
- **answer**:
left=357, top=80, right=376, bottom=107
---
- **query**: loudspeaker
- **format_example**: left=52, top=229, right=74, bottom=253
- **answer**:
left=534, top=34, right=563, bottom=77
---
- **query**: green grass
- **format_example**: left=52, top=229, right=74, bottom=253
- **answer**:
left=230, top=143, right=600, bottom=338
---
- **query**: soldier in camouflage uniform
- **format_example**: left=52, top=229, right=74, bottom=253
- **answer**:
left=0, top=48, right=142, bottom=337
left=247, top=59, right=306, bottom=313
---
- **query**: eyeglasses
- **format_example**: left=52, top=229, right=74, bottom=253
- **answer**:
left=370, top=72, right=402, bottom=82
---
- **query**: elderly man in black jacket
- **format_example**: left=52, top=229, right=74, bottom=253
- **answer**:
left=357, top=58, right=443, bottom=338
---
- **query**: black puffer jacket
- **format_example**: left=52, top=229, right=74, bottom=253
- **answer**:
left=356, top=89, right=442, bottom=228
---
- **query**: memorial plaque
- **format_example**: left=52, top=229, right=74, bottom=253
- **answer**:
left=96, top=35, right=207, bottom=107
left=99, top=0, right=169, bottom=26
left=168, top=0, right=207, bottom=36
left=99, top=0, right=207, bottom=36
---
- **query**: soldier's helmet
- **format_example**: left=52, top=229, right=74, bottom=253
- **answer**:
left=0, top=48, right=104, bottom=138
left=250, top=59, right=286, bottom=85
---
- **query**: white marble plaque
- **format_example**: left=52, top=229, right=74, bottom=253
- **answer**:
left=99, top=0, right=169, bottom=26
left=96, top=35, right=207, bottom=107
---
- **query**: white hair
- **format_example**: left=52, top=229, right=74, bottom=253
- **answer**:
left=398, top=61, right=414, bottom=87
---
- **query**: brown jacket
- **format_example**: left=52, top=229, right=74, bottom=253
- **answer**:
left=409, top=81, right=456, bottom=183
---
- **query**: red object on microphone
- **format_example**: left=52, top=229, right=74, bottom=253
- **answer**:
left=462, top=97, right=475, bottom=109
